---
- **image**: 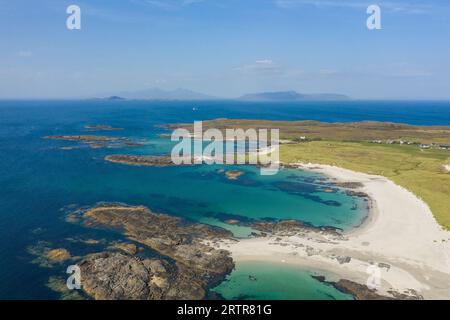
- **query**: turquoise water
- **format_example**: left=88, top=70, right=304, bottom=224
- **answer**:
left=1, top=100, right=449, bottom=299
left=213, top=261, right=353, bottom=300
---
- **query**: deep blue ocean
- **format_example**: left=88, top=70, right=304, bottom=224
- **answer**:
left=1, top=99, right=449, bottom=300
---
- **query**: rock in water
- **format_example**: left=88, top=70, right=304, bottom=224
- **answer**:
left=79, top=252, right=206, bottom=300
left=76, top=204, right=235, bottom=300
left=46, top=248, right=71, bottom=262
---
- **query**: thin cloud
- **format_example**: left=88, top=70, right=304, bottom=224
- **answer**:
left=274, top=0, right=435, bottom=14
left=382, top=63, right=433, bottom=77
left=235, top=60, right=285, bottom=76
left=132, top=0, right=207, bottom=10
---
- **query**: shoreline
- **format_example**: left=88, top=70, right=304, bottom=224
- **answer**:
left=216, top=163, right=450, bottom=299
left=298, top=163, right=378, bottom=237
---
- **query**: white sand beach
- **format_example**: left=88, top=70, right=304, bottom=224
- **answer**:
left=216, top=163, right=450, bottom=299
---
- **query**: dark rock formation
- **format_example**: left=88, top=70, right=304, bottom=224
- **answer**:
left=76, top=204, right=234, bottom=300
left=345, top=190, right=369, bottom=198
left=251, top=219, right=342, bottom=236
left=334, top=182, right=364, bottom=189
left=104, top=155, right=182, bottom=167
left=45, top=135, right=128, bottom=142
left=44, top=135, right=144, bottom=149
left=84, top=125, right=124, bottom=132
left=79, top=252, right=207, bottom=300
left=224, top=170, right=244, bottom=180
left=333, top=279, right=423, bottom=300
left=312, top=276, right=423, bottom=300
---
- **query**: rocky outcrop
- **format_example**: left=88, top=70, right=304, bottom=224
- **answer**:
left=110, top=242, right=138, bottom=255
left=79, top=252, right=208, bottom=300
left=312, top=276, right=423, bottom=300
left=251, top=219, right=343, bottom=237
left=104, top=155, right=181, bottom=167
left=28, top=241, right=74, bottom=268
left=334, top=279, right=423, bottom=300
left=75, top=204, right=234, bottom=300
left=44, top=135, right=144, bottom=149
left=224, top=170, right=244, bottom=180
left=46, top=248, right=71, bottom=262
left=45, top=135, right=128, bottom=142
left=84, top=125, right=123, bottom=132
left=333, top=182, right=364, bottom=189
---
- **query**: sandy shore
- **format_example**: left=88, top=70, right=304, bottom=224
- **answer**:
left=217, top=163, right=450, bottom=299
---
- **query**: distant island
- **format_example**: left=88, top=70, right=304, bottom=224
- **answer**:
left=105, top=96, right=126, bottom=101
left=110, top=88, right=217, bottom=101
left=238, top=91, right=350, bottom=101
left=91, top=96, right=126, bottom=101
left=95, top=88, right=350, bottom=101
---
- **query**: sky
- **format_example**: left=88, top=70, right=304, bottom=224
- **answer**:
left=1, top=0, right=450, bottom=99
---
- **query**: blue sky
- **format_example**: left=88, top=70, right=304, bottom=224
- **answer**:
left=1, top=0, right=449, bottom=99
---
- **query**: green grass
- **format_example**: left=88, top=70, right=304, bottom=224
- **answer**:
left=280, top=141, right=450, bottom=230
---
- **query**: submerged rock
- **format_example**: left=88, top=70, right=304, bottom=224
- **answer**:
left=224, top=170, right=244, bottom=180
left=46, top=276, right=85, bottom=300
left=28, top=241, right=73, bottom=268
left=224, top=219, right=240, bottom=225
left=46, top=249, right=71, bottom=262
left=248, top=275, right=257, bottom=281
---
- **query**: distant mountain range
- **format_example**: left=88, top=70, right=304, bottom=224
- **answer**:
left=96, top=88, right=350, bottom=101
left=108, top=88, right=216, bottom=101
left=238, top=91, right=350, bottom=101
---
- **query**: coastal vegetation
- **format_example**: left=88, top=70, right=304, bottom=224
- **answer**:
left=168, top=119, right=450, bottom=145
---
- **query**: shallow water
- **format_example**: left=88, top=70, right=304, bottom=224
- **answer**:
left=0, top=99, right=448, bottom=299
left=213, top=261, right=353, bottom=300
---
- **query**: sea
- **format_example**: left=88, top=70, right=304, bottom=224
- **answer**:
left=0, top=99, right=449, bottom=300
